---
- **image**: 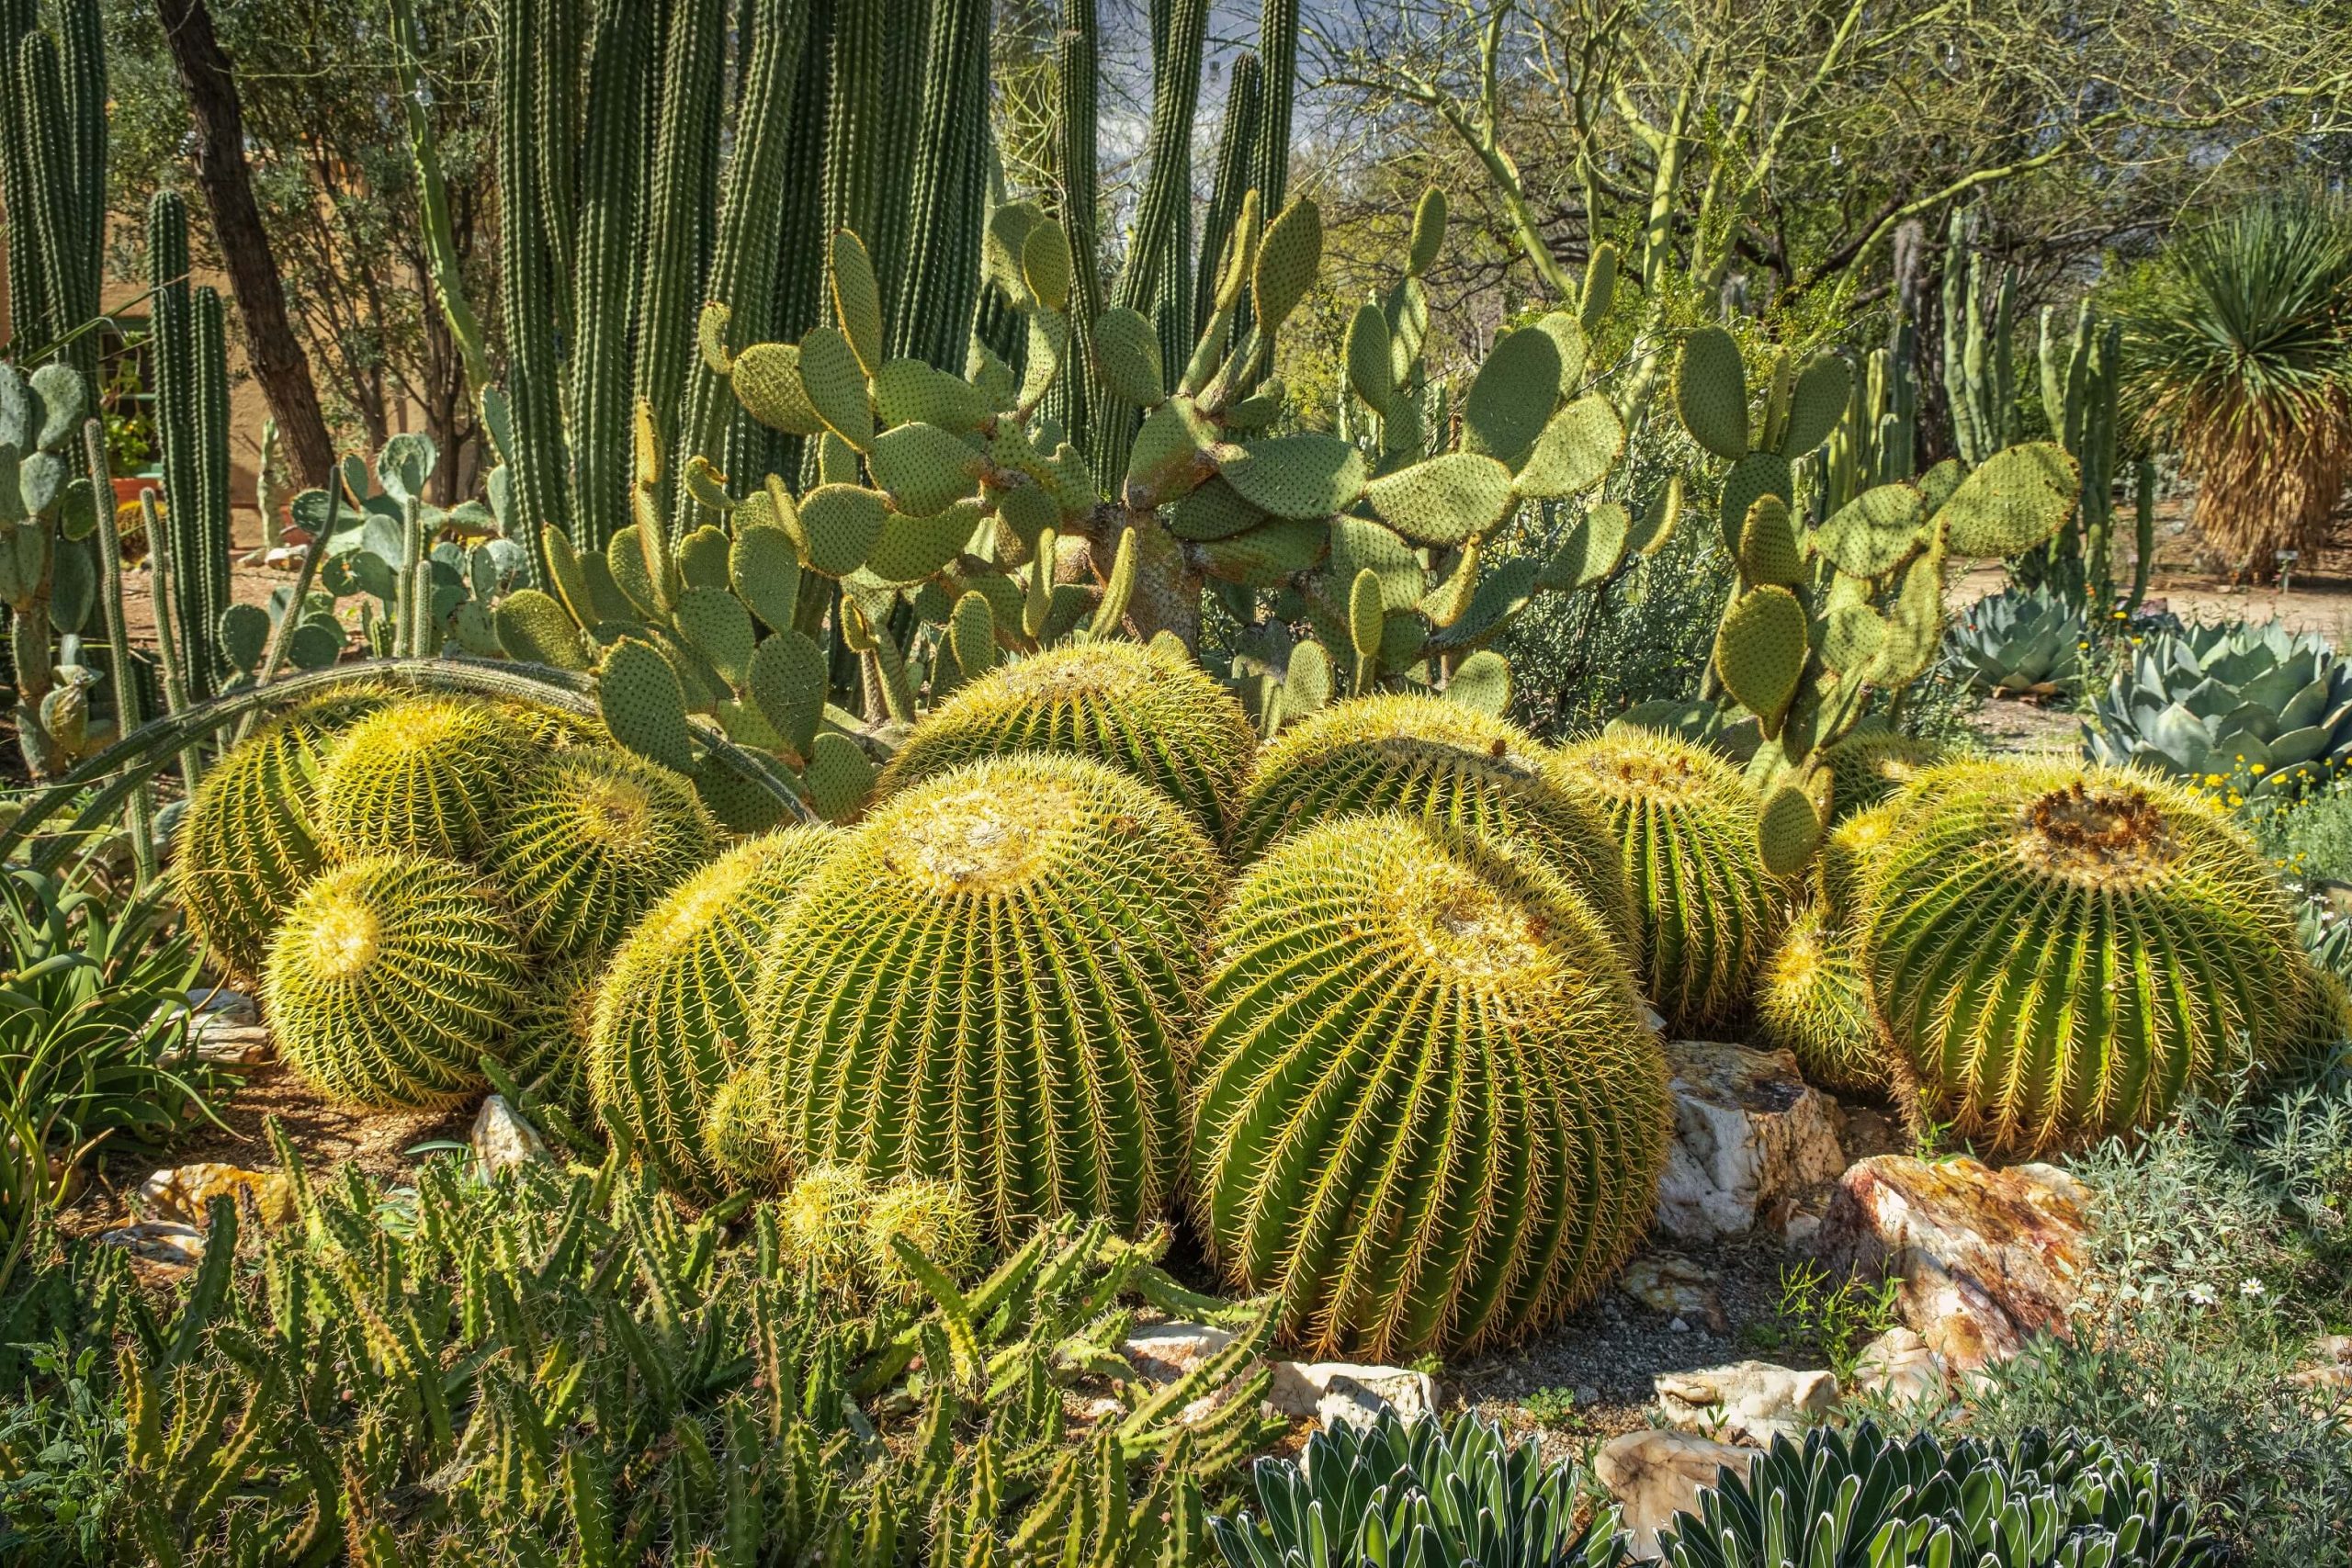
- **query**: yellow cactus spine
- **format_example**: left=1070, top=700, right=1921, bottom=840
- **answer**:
left=1231, top=693, right=1639, bottom=964
left=1192, top=817, right=1669, bottom=1359
left=735, top=755, right=1220, bottom=1244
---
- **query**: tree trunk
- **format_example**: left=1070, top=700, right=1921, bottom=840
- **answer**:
left=154, top=0, right=337, bottom=492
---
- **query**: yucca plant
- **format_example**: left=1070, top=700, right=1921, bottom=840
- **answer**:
left=487, top=745, right=720, bottom=960
left=171, top=691, right=385, bottom=983
left=2124, top=196, right=2352, bottom=577
left=1231, top=694, right=1638, bottom=961
left=876, top=639, right=1259, bottom=836
left=733, top=755, right=1221, bottom=1242
left=1210, top=1413, right=1624, bottom=1568
left=262, top=853, right=526, bottom=1109
left=1555, top=728, right=1790, bottom=1030
left=587, top=826, right=837, bottom=1194
left=1657, top=1420, right=2218, bottom=1568
left=1192, top=817, right=1668, bottom=1359
left=1862, top=761, right=2337, bottom=1155
left=1757, top=907, right=1885, bottom=1096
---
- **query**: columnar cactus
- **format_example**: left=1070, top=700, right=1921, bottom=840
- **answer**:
left=1862, top=761, right=2338, bottom=1154
left=263, top=853, right=525, bottom=1109
left=173, top=692, right=385, bottom=982
left=1192, top=817, right=1668, bottom=1359
left=588, top=826, right=837, bottom=1194
left=732, top=756, right=1220, bottom=1241
left=487, top=746, right=720, bottom=960
left=1555, top=728, right=1789, bottom=1030
left=1232, top=693, right=1638, bottom=962
left=876, top=640, right=1258, bottom=837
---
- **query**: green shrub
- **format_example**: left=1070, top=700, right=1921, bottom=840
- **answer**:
left=1963, top=1083, right=2352, bottom=1568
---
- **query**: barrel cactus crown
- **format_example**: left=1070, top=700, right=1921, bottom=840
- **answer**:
left=489, top=747, right=721, bottom=961
left=173, top=690, right=384, bottom=982
left=1817, top=800, right=1905, bottom=930
left=1863, top=761, right=2335, bottom=1155
left=314, top=694, right=545, bottom=861
left=875, top=639, right=1258, bottom=836
left=1232, top=694, right=1639, bottom=962
left=1554, top=728, right=1789, bottom=1029
left=2089, top=619, right=2352, bottom=795
left=735, top=755, right=1221, bottom=1241
left=1758, top=908, right=1886, bottom=1095
left=589, top=826, right=837, bottom=1193
left=1192, top=817, right=1669, bottom=1359
left=262, top=853, right=525, bottom=1109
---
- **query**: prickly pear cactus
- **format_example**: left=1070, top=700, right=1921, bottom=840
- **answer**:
left=1670, top=325, right=2079, bottom=870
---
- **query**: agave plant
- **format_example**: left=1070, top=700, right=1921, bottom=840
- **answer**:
left=1657, top=1420, right=2218, bottom=1568
left=2086, top=619, right=2352, bottom=795
left=1210, top=1413, right=1623, bottom=1568
left=1942, top=587, right=2086, bottom=698
left=2124, top=196, right=2352, bottom=577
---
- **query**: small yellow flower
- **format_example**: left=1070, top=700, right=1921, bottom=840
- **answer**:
left=2250, top=762, right=2267, bottom=775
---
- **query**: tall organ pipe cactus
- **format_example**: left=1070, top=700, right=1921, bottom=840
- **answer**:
left=0, top=0, right=105, bottom=389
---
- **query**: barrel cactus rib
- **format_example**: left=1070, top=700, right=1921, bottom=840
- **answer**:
left=173, top=692, right=384, bottom=983
left=263, top=853, right=525, bottom=1109
left=314, top=695, right=545, bottom=861
left=1234, top=694, right=1638, bottom=964
left=876, top=640, right=1257, bottom=836
left=590, top=826, right=836, bottom=1192
left=488, top=746, right=719, bottom=961
left=1193, top=818, right=1668, bottom=1359
left=1862, top=761, right=2331, bottom=1154
left=1555, top=728, right=1788, bottom=1030
left=741, top=756, right=1216, bottom=1242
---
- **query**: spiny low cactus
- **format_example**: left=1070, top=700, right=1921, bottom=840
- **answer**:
left=313, top=694, right=546, bottom=861
left=1758, top=908, right=1886, bottom=1095
left=506, top=955, right=602, bottom=1115
left=1818, top=728, right=1948, bottom=820
left=489, top=746, right=720, bottom=961
left=262, top=853, right=525, bottom=1109
left=1231, top=694, right=1638, bottom=962
left=1817, top=800, right=1905, bottom=930
left=1192, top=817, right=1669, bottom=1359
left=1863, top=761, right=2337, bottom=1154
left=1555, top=728, right=1789, bottom=1030
left=875, top=639, right=1259, bottom=837
left=735, top=755, right=1220, bottom=1243
left=172, top=690, right=384, bottom=982
left=588, top=826, right=837, bottom=1193
left=775, top=1164, right=876, bottom=1293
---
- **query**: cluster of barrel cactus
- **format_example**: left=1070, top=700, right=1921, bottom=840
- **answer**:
left=1765, top=755, right=2343, bottom=1155
left=177, top=687, right=720, bottom=1109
